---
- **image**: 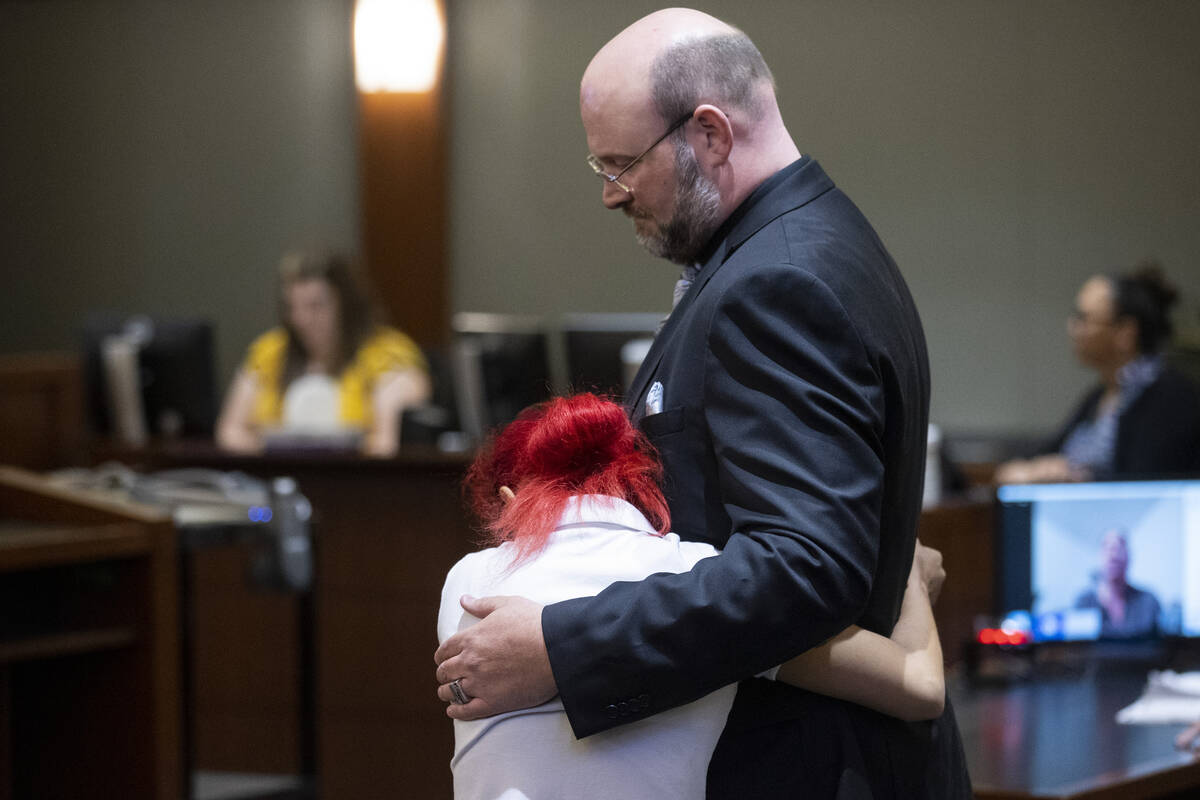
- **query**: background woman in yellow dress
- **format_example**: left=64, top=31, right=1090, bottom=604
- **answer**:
left=216, top=250, right=430, bottom=456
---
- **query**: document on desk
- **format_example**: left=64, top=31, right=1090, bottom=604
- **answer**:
left=1116, top=670, right=1200, bottom=724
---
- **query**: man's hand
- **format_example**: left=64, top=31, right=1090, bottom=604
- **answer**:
left=434, top=595, right=557, bottom=720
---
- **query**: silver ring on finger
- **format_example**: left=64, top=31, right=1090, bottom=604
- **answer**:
left=449, top=678, right=470, bottom=705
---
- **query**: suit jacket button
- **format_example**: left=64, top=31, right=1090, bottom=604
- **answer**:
left=618, top=701, right=629, bottom=716
left=605, top=704, right=619, bottom=719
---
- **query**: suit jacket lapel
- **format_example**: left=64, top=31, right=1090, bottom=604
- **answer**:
left=626, top=244, right=725, bottom=418
left=626, top=156, right=836, bottom=418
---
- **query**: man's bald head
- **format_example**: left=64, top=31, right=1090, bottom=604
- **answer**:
left=581, top=9, right=774, bottom=129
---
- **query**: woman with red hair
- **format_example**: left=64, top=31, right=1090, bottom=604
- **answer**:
left=439, top=393, right=946, bottom=799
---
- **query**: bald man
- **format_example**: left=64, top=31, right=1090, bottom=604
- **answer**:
left=437, top=9, right=971, bottom=796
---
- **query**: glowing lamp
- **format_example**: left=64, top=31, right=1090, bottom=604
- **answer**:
left=354, top=0, right=445, bottom=93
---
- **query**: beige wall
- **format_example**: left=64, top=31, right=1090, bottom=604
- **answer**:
left=2, top=1, right=1198, bottom=439
left=0, top=0, right=360, bottom=389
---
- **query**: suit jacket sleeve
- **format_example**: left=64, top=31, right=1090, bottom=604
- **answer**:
left=541, top=264, right=887, bottom=738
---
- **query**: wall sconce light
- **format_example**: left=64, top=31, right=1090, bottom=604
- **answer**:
left=354, top=0, right=444, bottom=93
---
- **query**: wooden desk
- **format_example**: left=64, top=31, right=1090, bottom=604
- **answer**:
left=101, top=441, right=475, bottom=800
left=0, top=353, right=84, bottom=471
left=0, top=466, right=180, bottom=800
left=952, top=666, right=1200, bottom=799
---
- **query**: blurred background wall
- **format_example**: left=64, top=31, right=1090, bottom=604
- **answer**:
left=2, top=0, right=1198, bottom=441
left=0, top=0, right=362, bottom=393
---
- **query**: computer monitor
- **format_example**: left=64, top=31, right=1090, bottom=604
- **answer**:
left=450, top=312, right=553, bottom=442
left=82, top=312, right=218, bottom=439
left=561, top=312, right=661, bottom=399
left=996, top=480, right=1200, bottom=642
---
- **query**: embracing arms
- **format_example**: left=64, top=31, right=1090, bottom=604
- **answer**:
left=776, top=541, right=945, bottom=721
left=436, top=260, right=929, bottom=735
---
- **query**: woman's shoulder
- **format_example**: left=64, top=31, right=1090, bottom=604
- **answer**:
left=355, top=326, right=428, bottom=373
left=673, top=537, right=721, bottom=565
left=1128, top=366, right=1200, bottom=419
left=443, top=548, right=498, bottom=589
left=244, top=328, right=289, bottom=372
left=441, top=546, right=520, bottom=606
left=439, top=547, right=508, bottom=644
left=1151, top=366, right=1200, bottom=399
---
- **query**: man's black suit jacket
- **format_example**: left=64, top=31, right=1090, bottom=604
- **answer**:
left=542, top=157, right=971, bottom=797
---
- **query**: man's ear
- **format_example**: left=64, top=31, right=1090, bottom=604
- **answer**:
left=691, top=104, right=733, bottom=165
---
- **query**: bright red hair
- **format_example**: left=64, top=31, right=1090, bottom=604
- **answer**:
left=464, top=393, right=671, bottom=566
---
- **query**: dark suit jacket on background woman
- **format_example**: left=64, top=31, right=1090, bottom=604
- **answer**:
left=1042, top=366, right=1200, bottom=477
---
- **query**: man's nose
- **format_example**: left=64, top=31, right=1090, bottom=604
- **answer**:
left=601, top=179, right=629, bottom=210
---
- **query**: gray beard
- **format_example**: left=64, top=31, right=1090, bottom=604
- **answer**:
left=636, top=139, right=722, bottom=266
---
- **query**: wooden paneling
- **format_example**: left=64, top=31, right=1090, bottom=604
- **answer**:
left=0, top=353, right=84, bottom=471
left=110, top=445, right=473, bottom=799
left=188, top=545, right=302, bottom=774
left=0, top=466, right=180, bottom=800
left=299, top=456, right=471, bottom=799
left=358, top=88, right=449, bottom=350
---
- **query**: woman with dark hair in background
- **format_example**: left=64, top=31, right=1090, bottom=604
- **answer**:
left=997, top=261, right=1200, bottom=483
left=216, top=250, right=430, bottom=456
left=438, top=393, right=948, bottom=799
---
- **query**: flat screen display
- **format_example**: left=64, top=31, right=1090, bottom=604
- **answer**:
left=997, top=480, right=1200, bottom=641
left=81, top=312, right=217, bottom=438
left=450, top=313, right=553, bottom=441
left=561, top=312, right=661, bottom=400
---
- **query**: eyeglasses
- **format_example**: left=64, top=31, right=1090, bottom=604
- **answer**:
left=586, top=111, right=694, bottom=194
left=1068, top=309, right=1116, bottom=327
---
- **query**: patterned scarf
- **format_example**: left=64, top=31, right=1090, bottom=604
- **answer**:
left=1062, top=354, right=1165, bottom=476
